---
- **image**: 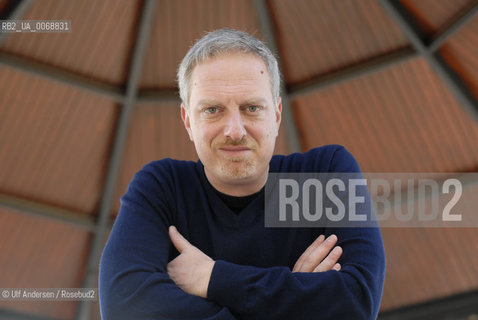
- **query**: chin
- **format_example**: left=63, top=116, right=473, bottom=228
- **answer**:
left=218, top=161, right=257, bottom=180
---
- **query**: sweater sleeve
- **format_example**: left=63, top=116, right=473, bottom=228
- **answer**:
left=208, top=227, right=384, bottom=319
left=207, top=146, right=386, bottom=319
left=99, top=166, right=237, bottom=320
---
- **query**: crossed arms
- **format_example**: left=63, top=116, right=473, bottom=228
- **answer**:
left=99, top=165, right=386, bottom=320
left=167, top=225, right=343, bottom=299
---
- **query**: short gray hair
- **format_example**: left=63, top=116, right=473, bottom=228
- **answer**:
left=177, top=28, right=281, bottom=109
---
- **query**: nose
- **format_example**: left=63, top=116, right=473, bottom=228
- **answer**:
left=224, top=109, right=246, bottom=141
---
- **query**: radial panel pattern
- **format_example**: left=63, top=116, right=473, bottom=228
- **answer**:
left=113, top=103, right=197, bottom=215
left=0, top=0, right=140, bottom=85
left=270, top=0, right=409, bottom=84
left=293, top=57, right=478, bottom=172
left=0, top=67, right=118, bottom=215
left=440, top=15, right=478, bottom=100
left=140, top=0, right=260, bottom=89
left=400, top=0, right=474, bottom=36
left=382, top=206, right=478, bottom=310
left=0, top=0, right=478, bottom=319
left=0, top=208, right=91, bottom=319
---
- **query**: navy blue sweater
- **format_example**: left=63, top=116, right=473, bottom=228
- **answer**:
left=99, top=145, right=385, bottom=319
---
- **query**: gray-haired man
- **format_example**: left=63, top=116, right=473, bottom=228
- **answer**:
left=100, top=28, right=385, bottom=319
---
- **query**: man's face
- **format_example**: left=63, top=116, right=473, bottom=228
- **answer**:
left=181, top=52, right=282, bottom=196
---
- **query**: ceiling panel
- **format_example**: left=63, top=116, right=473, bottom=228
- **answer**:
left=0, top=0, right=141, bottom=85
left=292, top=57, right=478, bottom=172
left=140, top=0, right=260, bottom=89
left=0, top=208, right=91, bottom=319
left=381, top=190, right=478, bottom=310
left=400, top=0, right=474, bottom=36
left=270, top=0, right=410, bottom=85
left=440, top=15, right=478, bottom=101
left=382, top=228, right=478, bottom=311
left=0, top=0, right=9, bottom=14
left=113, top=103, right=197, bottom=215
left=380, top=178, right=478, bottom=311
left=0, top=67, right=118, bottom=215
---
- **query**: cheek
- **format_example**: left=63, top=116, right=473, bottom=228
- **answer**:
left=251, top=127, right=275, bottom=146
left=191, top=123, right=219, bottom=145
left=257, top=121, right=278, bottom=139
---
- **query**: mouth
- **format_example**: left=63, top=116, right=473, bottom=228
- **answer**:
left=218, top=146, right=252, bottom=158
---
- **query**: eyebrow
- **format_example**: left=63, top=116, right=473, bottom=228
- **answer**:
left=239, top=98, right=267, bottom=107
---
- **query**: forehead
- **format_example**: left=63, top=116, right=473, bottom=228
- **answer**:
left=189, top=53, right=272, bottom=101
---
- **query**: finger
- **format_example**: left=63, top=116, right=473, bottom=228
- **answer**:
left=300, top=234, right=338, bottom=272
left=293, top=235, right=325, bottom=272
left=313, top=246, right=343, bottom=273
left=333, top=263, right=341, bottom=271
left=169, top=226, right=191, bottom=253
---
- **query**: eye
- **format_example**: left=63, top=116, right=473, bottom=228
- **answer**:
left=204, top=107, right=218, bottom=114
left=247, top=105, right=261, bottom=112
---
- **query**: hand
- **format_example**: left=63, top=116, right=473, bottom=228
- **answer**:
left=292, top=234, right=342, bottom=273
left=167, top=226, right=215, bottom=298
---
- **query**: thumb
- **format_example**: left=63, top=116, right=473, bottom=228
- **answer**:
left=169, top=226, right=191, bottom=253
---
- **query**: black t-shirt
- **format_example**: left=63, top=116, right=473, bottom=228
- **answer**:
left=214, top=188, right=261, bottom=215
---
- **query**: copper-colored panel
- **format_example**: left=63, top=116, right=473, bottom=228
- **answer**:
left=270, top=0, right=409, bottom=85
left=0, top=208, right=91, bottom=319
left=0, top=67, right=118, bottom=215
left=293, top=57, right=478, bottom=172
left=140, top=0, right=260, bottom=89
left=400, top=0, right=474, bottom=36
left=113, top=103, right=197, bottom=215
left=380, top=182, right=478, bottom=310
left=0, top=0, right=141, bottom=85
left=380, top=179, right=478, bottom=309
left=0, top=0, right=10, bottom=14
left=440, top=16, right=478, bottom=101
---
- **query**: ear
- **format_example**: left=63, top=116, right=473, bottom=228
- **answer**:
left=275, top=97, right=282, bottom=136
left=181, top=103, right=194, bottom=141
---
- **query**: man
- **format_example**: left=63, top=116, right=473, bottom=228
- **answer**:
left=99, top=28, right=385, bottom=319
